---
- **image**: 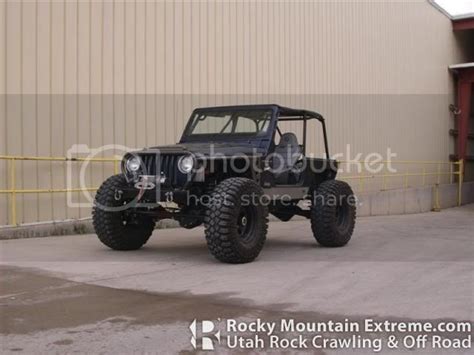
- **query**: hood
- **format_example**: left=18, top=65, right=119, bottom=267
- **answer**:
left=143, top=142, right=267, bottom=157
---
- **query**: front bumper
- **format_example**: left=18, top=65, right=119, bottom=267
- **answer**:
left=120, top=185, right=190, bottom=205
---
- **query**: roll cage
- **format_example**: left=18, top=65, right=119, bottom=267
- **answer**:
left=180, top=104, right=330, bottom=159
left=275, top=105, right=330, bottom=159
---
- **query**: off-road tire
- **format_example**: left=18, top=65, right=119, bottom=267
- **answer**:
left=205, top=178, right=269, bottom=263
left=92, top=174, right=155, bottom=250
left=310, top=180, right=356, bottom=247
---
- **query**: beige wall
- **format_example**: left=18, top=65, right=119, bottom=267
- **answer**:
left=0, top=0, right=468, bottom=225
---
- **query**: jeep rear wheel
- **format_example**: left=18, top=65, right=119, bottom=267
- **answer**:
left=205, top=178, right=269, bottom=263
left=92, top=174, right=155, bottom=250
left=310, top=180, right=356, bottom=247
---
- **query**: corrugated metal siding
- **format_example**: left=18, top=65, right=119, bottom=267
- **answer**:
left=0, top=0, right=467, bottom=225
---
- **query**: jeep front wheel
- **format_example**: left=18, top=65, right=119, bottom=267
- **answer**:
left=310, top=180, right=356, bottom=247
left=204, top=178, right=269, bottom=263
left=92, top=174, right=155, bottom=250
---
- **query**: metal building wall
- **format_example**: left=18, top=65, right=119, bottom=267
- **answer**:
left=0, top=0, right=467, bottom=225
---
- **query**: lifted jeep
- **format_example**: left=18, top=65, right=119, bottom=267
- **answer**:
left=92, top=105, right=356, bottom=263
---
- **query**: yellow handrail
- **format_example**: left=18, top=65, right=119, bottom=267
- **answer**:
left=458, top=159, right=464, bottom=206
left=9, top=159, right=16, bottom=228
left=0, top=155, right=465, bottom=226
left=0, top=154, right=118, bottom=162
left=343, top=172, right=455, bottom=180
left=0, top=188, right=98, bottom=194
left=338, top=160, right=463, bottom=209
left=339, top=160, right=461, bottom=165
left=0, top=155, right=120, bottom=225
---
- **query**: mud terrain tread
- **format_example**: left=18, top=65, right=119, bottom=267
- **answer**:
left=310, top=179, right=356, bottom=247
left=205, top=177, right=268, bottom=263
left=92, top=174, right=155, bottom=250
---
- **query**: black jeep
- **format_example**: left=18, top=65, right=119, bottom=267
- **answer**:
left=92, top=105, right=356, bottom=263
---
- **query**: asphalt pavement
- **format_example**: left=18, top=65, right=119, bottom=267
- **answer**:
left=1, top=205, right=473, bottom=354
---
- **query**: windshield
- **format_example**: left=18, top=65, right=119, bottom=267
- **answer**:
left=182, top=109, right=273, bottom=139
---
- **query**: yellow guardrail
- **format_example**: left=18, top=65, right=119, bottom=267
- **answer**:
left=0, top=155, right=464, bottom=226
left=338, top=159, right=464, bottom=211
left=0, top=155, right=121, bottom=226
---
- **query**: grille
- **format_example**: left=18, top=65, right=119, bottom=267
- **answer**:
left=139, top=153, right=182, bottom=186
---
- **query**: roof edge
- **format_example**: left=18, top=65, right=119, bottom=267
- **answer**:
left=428, top=0, right=474, bottom=21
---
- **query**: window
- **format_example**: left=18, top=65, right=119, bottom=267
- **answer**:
left=191, top=114, right=233, bottom=134
left=184, top=109, right=273, bottom=138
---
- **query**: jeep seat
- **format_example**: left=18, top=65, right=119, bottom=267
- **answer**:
left=272, top=132, right=303, bottom=183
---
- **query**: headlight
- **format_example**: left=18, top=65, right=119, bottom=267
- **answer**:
left=126, top=156, right=141, bottom=172
left=178, top=155, right=194, bottom=174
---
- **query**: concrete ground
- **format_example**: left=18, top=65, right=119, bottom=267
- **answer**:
left=1, top=205, right=473, bottom=354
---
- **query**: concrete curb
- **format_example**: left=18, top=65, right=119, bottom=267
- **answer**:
left=357, top=181, right=474, bottom=216
left=1, top=182, right=473, bottom=240
left=0, top=218, right=180, bottom=240
left=0, top=219, right=95, bottom=240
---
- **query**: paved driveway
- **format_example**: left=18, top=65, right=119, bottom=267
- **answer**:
left=1, top=205, right=473, bottom=353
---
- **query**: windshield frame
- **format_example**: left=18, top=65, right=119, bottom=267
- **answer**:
left=180, top=106, right=278, bottom=144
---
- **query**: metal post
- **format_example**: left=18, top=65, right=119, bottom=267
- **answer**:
left=302, top=114, right=307, bottom=156
left=458, top=159, right=463, bottom=206
left=449, top=163, right=453, bottom=184
left=432, top=184, right=441, bottom=212
left=10, top=159, right=17, bottom=226
left=321, top=120, right=330, bottom=159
